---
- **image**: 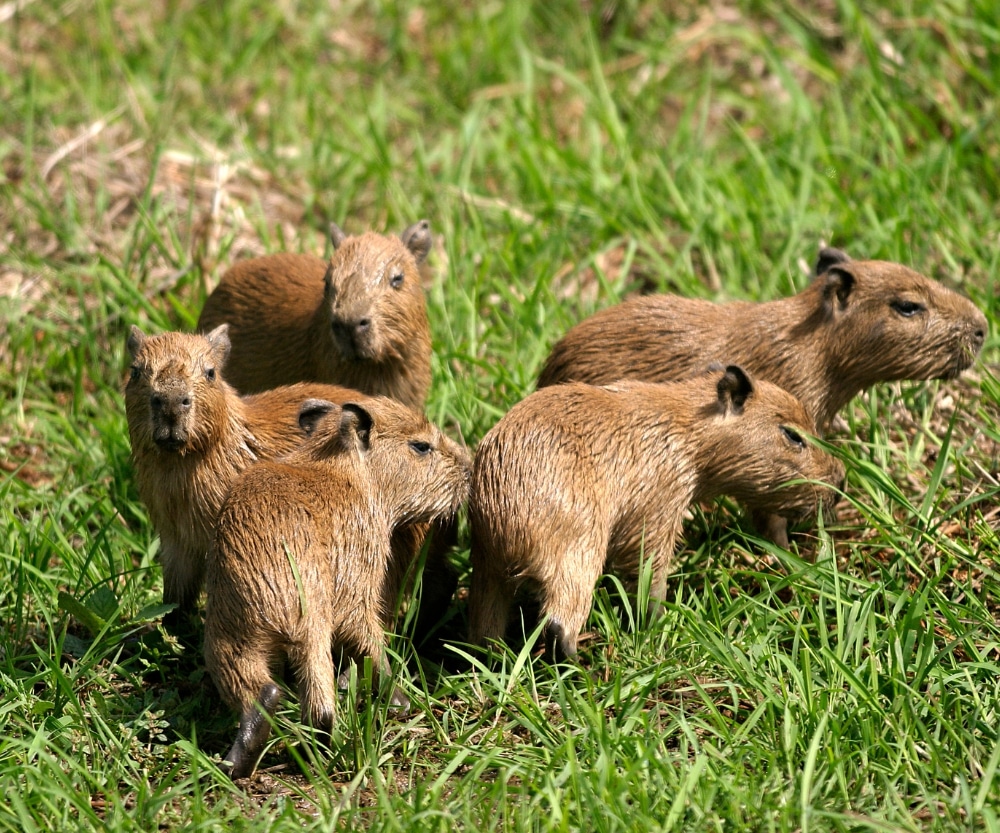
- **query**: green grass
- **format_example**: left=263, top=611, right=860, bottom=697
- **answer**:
left=2, top=0, right=999, bottom=829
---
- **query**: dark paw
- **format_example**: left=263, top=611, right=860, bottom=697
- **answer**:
left=223, top=684, right=281, bottom=781
left=544, top=620, right=578, bottom=663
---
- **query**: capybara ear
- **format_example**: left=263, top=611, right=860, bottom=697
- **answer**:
left=820, top=265, right=855, bottom=313
left=340, top=403, right=374, bottom=451
left=815, top=247, right=851, bottom=276
left=298, top=399, right=339, bottom=436
left=717, top=364, right=754, bottom=414
left=329, top=222, right=348, bottom=250
left=400, top=219, right=432, bottom=264
left=127, top=325, right=146, bottom=359
left=205, top=323, right=232, bottom=369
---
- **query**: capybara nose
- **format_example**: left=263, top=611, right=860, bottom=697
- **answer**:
left=151, top=392, right=191, bottom=415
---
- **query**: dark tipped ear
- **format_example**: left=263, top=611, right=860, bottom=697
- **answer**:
left=298, top=399, right=339, bottom=436
left=717, top=365, right=754, bottom=414
left=329, top=222, right=347, bottom=250
left=400, top=219, right=432, bottom=264
left=205, top=323, right=232, bottom=368
left=127, top=325, right=146, bottom=359
left=815, top=247, right=851, bottom=276
left=340, top=403, right=374, bottom=451
left=821, top=266, right=855, bottom=312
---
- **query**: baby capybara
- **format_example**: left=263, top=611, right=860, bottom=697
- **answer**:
left=468, top=366, right=844, bottom=659
left=197, top=221, right=433, bottom=409
left=204, top=397, right=471, bottom=779
left=538, top=248, right=987, bottom=429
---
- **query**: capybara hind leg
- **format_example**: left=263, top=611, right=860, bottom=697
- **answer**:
left=289, top=634, right=338, bottom=734
left=224, top=684, right=281, bottom=780
left=540, top=547, right=604, bottom=661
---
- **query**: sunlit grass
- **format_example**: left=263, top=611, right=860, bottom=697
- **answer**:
left=1, top=0, right=998, bottom=830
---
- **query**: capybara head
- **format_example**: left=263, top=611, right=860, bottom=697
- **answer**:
left=323, top=220, right=432, bottom=365
left=806, top=248, right=987, bottom=384
left=695, top=364, right=845, bottom=522
left=292, top=394, right=472, bottom=523
left=125, top=325, right=233, bottom=455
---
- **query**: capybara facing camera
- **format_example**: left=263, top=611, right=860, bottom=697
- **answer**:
left=197, top=221, right=434, bottom=409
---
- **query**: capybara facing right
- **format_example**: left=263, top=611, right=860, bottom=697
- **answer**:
left=205, top=396, right=471, bottom=780
left=197, top=220, right=433, bottom=409
left=538, top=248, right=987, bottom=430
left=468, top=366, right=845, bottom=660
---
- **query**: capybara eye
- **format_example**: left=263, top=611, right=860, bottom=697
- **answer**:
left=205, top=366, right=217, bottom=382
left=781, top=426, right=806, bottom=448
left=390, top=272, right=404, bottom=289
left=408, top=440, right=432, bottom=455
left=890, top=300, right=925, bottom=317
left=129, top=365, right=141, bottom=382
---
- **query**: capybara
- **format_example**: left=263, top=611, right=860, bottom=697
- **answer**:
left=538, top=248, right=987, bottom=430
left=204, top=397, right=471, bottom=779
left=124, top=324, right=449, bottom=627
left=467, top=366, right=844, bottom=659
left=197, top=221, right=433, bottom=409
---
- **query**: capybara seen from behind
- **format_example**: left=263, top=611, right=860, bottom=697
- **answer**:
left=204, top=396, right=471, bottom=779
left=197, top=220, right=433, bottom=409
left=124, top=324, right=362, bottom=618
left=467, top=366, right=845, bottom=660
left=538, top=248, right=987, bottom=429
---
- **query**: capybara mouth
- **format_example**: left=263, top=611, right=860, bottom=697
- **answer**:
left=780, top=489, right=838, bottom=525
left=331, top=330, right=377, bottom=363
left=940, top=349, right=977, bottom=380
left=154, top=435, right=187, bottom=452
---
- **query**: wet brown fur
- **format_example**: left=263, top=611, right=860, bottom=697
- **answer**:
left=125, top=325, right=368, bottom=614
left=467, top=367, right=845, bottom=659
left=204, top=397, right=471, bottom=779
left=538, top=249, right=987, bottom=429
left=197, top=221, right=433, bottom=408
